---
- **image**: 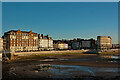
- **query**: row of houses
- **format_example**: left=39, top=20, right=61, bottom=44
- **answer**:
left=70, top=36, right=113, bottom=50
left=0, top=30, right=68, bottom=52
left=0, top=29, right=114, bottom=52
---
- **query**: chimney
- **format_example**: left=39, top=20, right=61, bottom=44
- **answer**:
left=30, top=30, right=32, bottom=33
left=41, top=34, right=44, bottom=37
left=47, top=35, right=49, bottom=38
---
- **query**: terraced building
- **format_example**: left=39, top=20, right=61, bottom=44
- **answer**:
left=3, top=29, right=38, bottom=52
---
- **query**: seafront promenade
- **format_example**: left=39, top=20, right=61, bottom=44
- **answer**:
left=13, top=49, right=119, bottom=56
left=14, top=50, right=88, bottom=56
left=1, top=49, right=119, bottom=61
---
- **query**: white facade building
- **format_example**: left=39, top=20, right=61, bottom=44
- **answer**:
left=53, top=43, right=68, bottom=50
left=53, top=40, right=68, bottom=50
left=38, top=34, right=53, bottom=50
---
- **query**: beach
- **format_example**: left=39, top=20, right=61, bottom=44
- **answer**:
left=2, top=53, right=120, bottom=80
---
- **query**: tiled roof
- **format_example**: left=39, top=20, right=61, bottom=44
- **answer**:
left=4, top=30, right=37, bottom=34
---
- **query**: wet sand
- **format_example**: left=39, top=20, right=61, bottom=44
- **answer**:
left=2, top=54, right=120, bottom=80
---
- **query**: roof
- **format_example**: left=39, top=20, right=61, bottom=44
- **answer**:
left=4, top=30, right=38, bottom=34
left=38, top=34, right=53, bottom=40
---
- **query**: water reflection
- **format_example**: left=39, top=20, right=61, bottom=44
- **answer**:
left=101, top=55, right=120, bottom=59
left=34, top=64, right=119, bottom=78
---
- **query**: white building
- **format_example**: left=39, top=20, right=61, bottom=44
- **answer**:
left=53, top=44, right=68, bottom=50
left=53, top=40, right=68, bottom=50
left=38, top=34, right=53, bottom=50
left=0, top=38, right=3, bottom=52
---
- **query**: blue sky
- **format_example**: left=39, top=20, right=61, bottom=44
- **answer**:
left=2, top=2, right=118, bottom=43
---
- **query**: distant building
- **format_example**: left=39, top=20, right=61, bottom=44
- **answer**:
left=63, top=40, right=74, bottom=49
left=53, top=40, right=68, bottom=50
left=2, top=36, right=6, bottom=50
left=112, top=44, right=120, bottom=49
left=0, top=38, right=3, bottom=52
left=38, top=34, right=53, bottom=50
left=97, top=36, right=112, bottom=49
left=72, top=40, right=79, bottom=50
left=81, top=39, right=97, bottom=49
left=72, top=38, right=96, bottom=50
left=3, top=29, right=39, bottom=52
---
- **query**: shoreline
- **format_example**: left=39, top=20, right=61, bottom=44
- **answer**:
left=3, top=52, right=120, bottom=79
left=2, top=49, right=119, bottom=61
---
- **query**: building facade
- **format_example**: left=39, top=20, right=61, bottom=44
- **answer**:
left=72, top=38, right=96, bottom=50
left=53, top=40, right=68, bottom=50
left=72, top=41, right=79, bottom=50
left=81, top=39, right=97, bottom=49
left=3, top=30, right=38, bottom=52
left=112, top=44, right=120, bottom=49
left=38, top=34, right=53, bottom=50
left=97, top=36, right=112, bottom=49
left=0, top=38, right=3, bottom=52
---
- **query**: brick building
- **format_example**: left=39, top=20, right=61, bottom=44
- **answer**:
left=3, top=29, right=38, bottom=52
left=0, top=38, right=3, bottom=52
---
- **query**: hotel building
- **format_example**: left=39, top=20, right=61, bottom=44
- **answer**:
left=3, top=29, right=38, bottom=52
left=38, top=34, right=53, bottom=50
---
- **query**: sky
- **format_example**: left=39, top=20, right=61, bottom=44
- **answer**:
left=2, top=2, right=118, bottom=44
